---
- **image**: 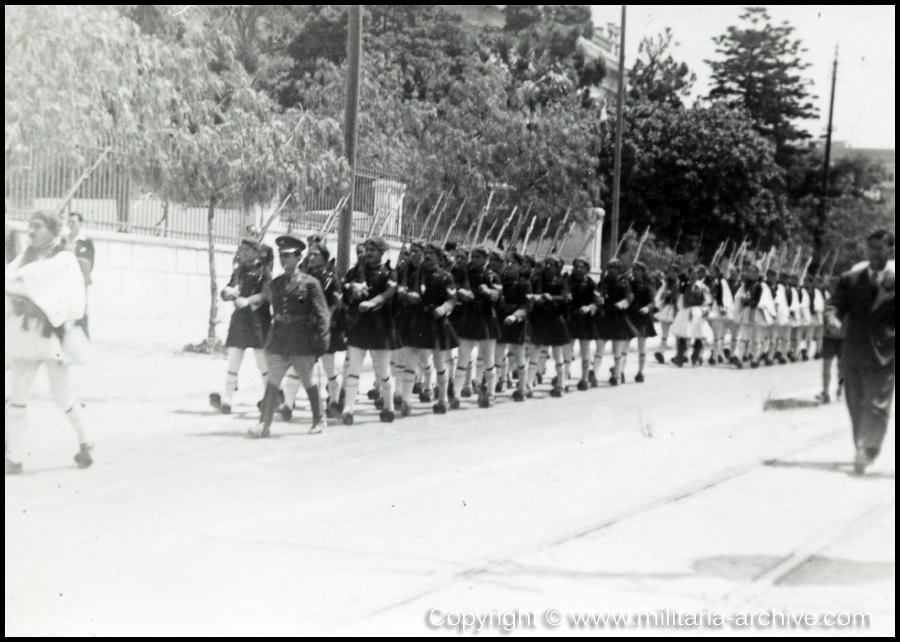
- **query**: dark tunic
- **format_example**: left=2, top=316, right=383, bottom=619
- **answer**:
left=224, top=263, right=272, bottom=349
left=399, top=264, right=458, bottom=351
left=529, top=273, right=571, bottom=346
left=627, top=277, right=658, bottom=338
left=596, top=274, right=634, bottom=341
left=452, top=265, right=501, bottom=341
left=264, top=271, right=329, bottom=357
left=497, top=272, right=532, bottom=345
left=568, top=273, right=600, bottom=341
left=308, top=266, right=346, bottom=354
left=343, top=261, right=400, bottom=351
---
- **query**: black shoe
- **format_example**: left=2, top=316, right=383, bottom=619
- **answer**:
left=326, top=402, right=342, bottom=419
left=535, top=372, right=542, bottom=385
left=220, top=403, right=232, bottom=415
left=478, top=395, right=495, bottom=408
left=588, top=371, right=599, bottom=388
left=764, top=357, right=774, bottom=367
left=730, top=356, right=743, bottom=370
left=717, top=355, right=724, bottom=364
left=279, top=404, right=293, bottom=422
left=723, top=348, right=732, bottom=360
left=379, top=409, right=395, bottom=423
left=814, top=351, right=822, bottom=360
left=338, top=388, right=346, bottom=410
left=209, top=392, right=222, bottom=409
left=342, top=413, right=354, bottom=426
left=743, top=353, right=751, bottom=363
left=433, top=401, right=447, bottom=414
left=608, top=376, right=619, bottom=386
left=654, top=352, right=665, bottom=364
left=495, top=382, right=505, bottom=394
left=74, top=443, right=93, bottom=469
left=400, top=401, right=412, bottom=417
left=367, top=387, right=379, bottom=400
left=788, top=353, right=797, bottom=363
left=460, top=386, right=472, bottom=398
left=393, top=393, right=404, bottom=409
left=551, top=376, right=559, bottom=388
left=815, top=392, right=831, bottom=404
left=419, top=390, right=433, bottom=403
left=751, top=360, right=760, bottom=369
left=708, top=356, right=716, bottom=366
left=449, top=397, right=461, bottom=410
left=373, top=396, right=385, bottom=410
left=412, top=382, right=422, bottom=395
left=635, top=373, right=644, bottom=383
left=512, top=390, right=525, bottom=402
left=550, top=387, right=563, bottom=398
left=577, top=380, right=589, bottom=391
left=801, top=349, right=809, bottom=361
left=526, top=389, right=534, bottom=398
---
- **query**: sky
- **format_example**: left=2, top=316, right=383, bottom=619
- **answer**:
left=590, top=5, right=895, bottom=150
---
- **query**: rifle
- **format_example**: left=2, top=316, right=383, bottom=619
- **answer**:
left=632, top=226, right=651, bottom=265
left=420, top=191, right=446, bottom=237
left=520, top=215, right=537, bottom=253
left=494, top=205, right=518, bottom=247
left=428, top=196, right=453, bottom=242
left=403, top=199, right=424, bottom=241
left=320, top=193, right=350, bottom=238
left=814, top=249, right=831, bottom=278
left=535, top=217, right=552, bottom=256
left=557, top=220, right=576, bottom=256
left=56, top=146, right=113, bottom=216
left=799, top=254, right=814, bottom=284
left=470, top=190, right=496, bottom=245
left=508, top=202, right=532, bottom=251
left=547, top=207, right=571, bottom=254
left=481, top=218, right=499, bottom=246
left=442, top=197, right=468, bottom=246
left=257, top=191, right=295, bottom=241
left=827, top=245, right=841, bottom=277
left=612, top=221, right=634, bottom=260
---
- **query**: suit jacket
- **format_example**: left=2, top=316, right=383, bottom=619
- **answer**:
left=825, top=266, right=895, bottom=370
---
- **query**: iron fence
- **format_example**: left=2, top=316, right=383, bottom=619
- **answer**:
left=6, top=144, right=409, bottom=245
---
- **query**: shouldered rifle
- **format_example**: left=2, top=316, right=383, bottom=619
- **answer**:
left=612, top=221, right=634, bottom=260
left=494, top=205, right=518, bottom=247
left=548, top=207, right=571, bottom=254
left=442, top=197, right=468, bottom=246
left=258, top=192, right=295, bottom=241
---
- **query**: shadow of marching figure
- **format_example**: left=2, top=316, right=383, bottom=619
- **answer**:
left=694, top=554, right=895, bottom=586
left=763, top=397, right=823, bottom=411
left=763, top=459, right=895, bottom=479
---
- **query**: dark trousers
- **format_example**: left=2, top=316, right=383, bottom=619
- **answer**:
left=842, top=364, right=894, bottom=460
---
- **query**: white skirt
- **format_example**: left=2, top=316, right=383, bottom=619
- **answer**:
left=655, top=303, right=677, bottom=324
left=671, top=307, right=714, bottom=341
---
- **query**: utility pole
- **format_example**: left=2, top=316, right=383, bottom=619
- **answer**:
left=337, top=5, right=362, bottom=278
left=609, top=4, right=626, bottom=265
left=817, top=45, right=838, bottom=261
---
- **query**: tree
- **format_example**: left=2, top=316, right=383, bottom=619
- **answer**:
left=628, top=29, right=696, bottom=108
left=597, top=100, right=790, bottom=256
left=706, top=7, right=818, bottom=166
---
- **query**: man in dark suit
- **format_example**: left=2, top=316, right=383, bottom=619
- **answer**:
left=825, top=230, right=895, bottom=475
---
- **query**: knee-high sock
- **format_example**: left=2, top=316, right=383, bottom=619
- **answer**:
left=64, top=404, right=89, bottom=445
left=223, top=347, right=244, bottom=404
left=638, top=352, right=646, bottom=374
left=484, top=366, right=496, bottom=399
left=344, top=374, right=360, bottom=414
left=435, top=367, right=449, bottom=404
left=401, top=367, right=416, bottom=404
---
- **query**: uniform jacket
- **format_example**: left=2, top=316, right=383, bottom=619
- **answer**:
left=265, top=270, right=330, bottom=356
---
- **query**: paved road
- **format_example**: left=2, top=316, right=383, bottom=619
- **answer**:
left=5, top=342, right=895, bottom=636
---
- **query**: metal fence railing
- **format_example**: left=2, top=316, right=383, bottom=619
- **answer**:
left=5, top=144, right=409, bottom=246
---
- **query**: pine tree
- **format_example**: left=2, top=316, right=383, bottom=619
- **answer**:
left=706, top=7, right=818, bottom=165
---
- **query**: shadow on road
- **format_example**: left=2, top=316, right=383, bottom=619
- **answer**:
left=763, top=459, right=895, bottom=479
left=693, top=555, right=895, bottom=586
left=764, top=398, right=822, bottom=411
